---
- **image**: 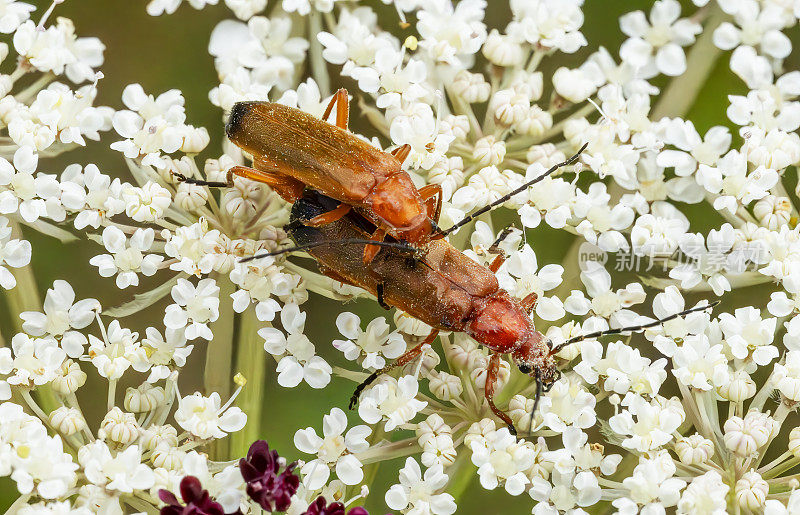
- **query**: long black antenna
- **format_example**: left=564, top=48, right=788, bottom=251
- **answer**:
left=241, top=239, right=416, bottom=263
left=436, top=143, right=588, bottom=238
left=549, top=300, right=720, bottom=354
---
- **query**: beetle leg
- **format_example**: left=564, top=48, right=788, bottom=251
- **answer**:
left=350, top=329, right=438, bottom=409
left=391, top=144, right=412, bottom=164
left=488, top=255, right=506, bottom=273
left=485, top=352, right=517, bottom=435
left=489, top=226, right=514, bottom=254
left=520, top=292, right=538, bottom=315
left=363, top=228, right=387, bottom=264
left=322, top=88, right=349, bottom=130
left=376, top=283, right=390, bottom=310
left=418, top=183, right=443, bottom=223
left=173, top=165, right=305, bottom=202
left=304, top=203, right=352, bottom=227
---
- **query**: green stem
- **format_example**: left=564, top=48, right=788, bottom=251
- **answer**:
left=651, top=5, right=726, bottom=120
left=309, top=11, right=330, bottom=98
left=229, top=307, right=266, bottom=458
left=6, top=222, right=41, bottom=333
left=443, top=451, right=477, bottom=504
left=204, top=274, right=236, bottom=460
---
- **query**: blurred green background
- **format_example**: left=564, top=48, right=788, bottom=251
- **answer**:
left=1, top=0, right=797, bottom=512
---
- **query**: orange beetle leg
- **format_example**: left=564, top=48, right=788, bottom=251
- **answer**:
left=418, top=183, right=442, bottom=222
left=520, top=292, right=538, bottom=315
left=228, top=165, right=305, bottom=203
left=485, top=352, right=516, bottom=435
left=304, top=203, right=352, bottom=227
left=489, top=254, right=506, bottom=273
left=362, top=227, right=387, bottom=264
left=350, top=329, right=439, bottom=409
left=322, top=88, right=349, bottom=130
left=391, top=143, right=412, bottom=164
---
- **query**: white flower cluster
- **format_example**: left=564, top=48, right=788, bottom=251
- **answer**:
left=3, top=0, right=800, bottom=513
left=1, top=280, right=249, bottom=512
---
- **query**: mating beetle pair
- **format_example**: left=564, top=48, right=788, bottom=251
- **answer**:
left=182, top=90, right=717, bottom=434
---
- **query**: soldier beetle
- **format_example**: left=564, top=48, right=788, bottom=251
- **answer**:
left=252, top=190, right=719, bottom=434
left=177, top=89, right=586, bottom=263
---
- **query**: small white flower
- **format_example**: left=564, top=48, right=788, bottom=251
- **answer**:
left=0, top=216, right=31, bottom=289
left=123, top=181, right=172, bottom=222
left=385, top=457, right=456, bottom=515
left=294, top=407, right=370, bottom=490
left=164, top=278, right=220, bottom=340
left=333, top=313, right=406, bottom=370
left=78, top=441, right=154, bottom=493
left=260, top=303, right=332, bottom=389
left=174, top=391, right=247, bottom=439
left=609, top=395, right=684, bottom=452
left=619, top=0, right=701, bottom=77
left=677, top=471, right=729, bottom=515
left=358, top=375, right=427, bottom=431
left=20, top=280, right=99, bottom=358
left=89, top=226, right=162, bottom=288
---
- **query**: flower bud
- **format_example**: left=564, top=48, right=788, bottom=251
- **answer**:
left=174, top=182, right=209, bottom=212
left=470, top=358, right=511, bottom=391
left=472, top=136, right=506, bottom=166
left=517, top=106, right=552, bottom=138
left=754, top=195, right=791, bottom=230
left=125, top=383, right=167, bottom=413
left=441, top=114, right=470, bottom=142
left=674, top=434, right=714, bottom=465
left=99, top=407, right=140, bottom=446
left=403, top=345, right=440, bottom=377
left=718, top=370, right=756, bottom=402
left=421, top=433, right=457, bottom=468
left=735, top=471, right=768, bottom=510
left=552, top=67, right=597, bottom=103
left=150, top=444, right=186, bottom=470
left=724, top=411, right=778, bottom=457
left=508, top=395, right=537, bottom=434
left=464, top=418, right=497, bottom=448
left=49, top=406, right=87, bottom=436
left=491, top=89, right=528, bottom=126
left=482, top=30, right=523, bottom=67
left=445, top=335, right=479, bottom=370
left=452, top=70, right=490, bottom=103
left=789, top=427, right=800, bottom=458
left=394, top=310, right=435, bottom=338
left=140, top=424, right=179, bottom=451
left=181, top=127, right=210, bottom=153
left=428, top=370, right=463, bottom=401
left=416, top=414, right=452, bottom=439
left=51, top=360, right=87, bottom=395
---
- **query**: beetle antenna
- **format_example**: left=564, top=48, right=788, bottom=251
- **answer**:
left=241, top=239, right=417, bottom=263
left=528, top=376, right=542, bottom=434
left=436, top=143, right=588, bottom=238
left=549, top=300, right=721, bottom=354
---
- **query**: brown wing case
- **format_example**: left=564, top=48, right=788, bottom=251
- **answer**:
left=226, top=102, right=399, bottom=202
left=287, top=193, right=500, bottom=332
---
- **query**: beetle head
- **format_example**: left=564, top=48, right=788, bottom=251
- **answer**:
left=511, top=331, right=559, bottom=386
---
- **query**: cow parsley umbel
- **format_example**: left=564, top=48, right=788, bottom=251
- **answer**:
left=1, top=0, right=800, bottom=513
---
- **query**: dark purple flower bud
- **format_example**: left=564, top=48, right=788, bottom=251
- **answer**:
left=159, top=476, right=236, bottom=515
left=239, top=440, right=300, bottom=512
left=302, top=496, right=374, bottom=515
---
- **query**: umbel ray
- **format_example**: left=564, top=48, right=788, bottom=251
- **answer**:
left=252, top=190, right=720, bottom=435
